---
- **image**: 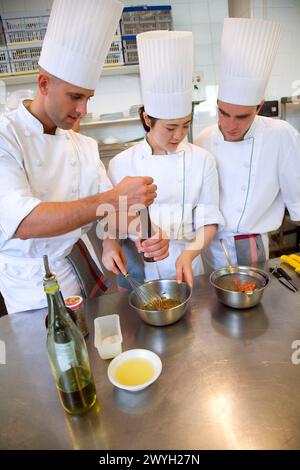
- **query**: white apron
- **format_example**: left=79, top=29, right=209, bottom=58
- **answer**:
left=140, top=150, right=203, bottom=280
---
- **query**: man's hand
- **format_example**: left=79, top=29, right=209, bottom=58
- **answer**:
left=115, top=176, right=157, bottom=207
left=136, top=228, right=169, bottom=261
left=176, top=250, right=198, bottom=289
left=102, top=239, right=127, bottom=275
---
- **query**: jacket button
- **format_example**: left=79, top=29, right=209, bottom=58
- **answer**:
left=35, top=159, right=42, bottom=166
left=70, top=160, right=76, bottom=166
left=24, top=130, right=31, bottom=137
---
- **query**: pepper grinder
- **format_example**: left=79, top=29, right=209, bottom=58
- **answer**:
left=140, top=207, right=156, bottom=263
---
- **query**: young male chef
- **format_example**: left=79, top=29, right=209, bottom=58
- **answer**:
left=0, top=0, right=168, bottom=314
left=196, top=18, right=300, bottom=270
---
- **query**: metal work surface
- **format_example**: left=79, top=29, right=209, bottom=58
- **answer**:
left=0, top=264, right=300, bottom=450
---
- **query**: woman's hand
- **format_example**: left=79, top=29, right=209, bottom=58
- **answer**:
left=175, top=250, right=198, bottom=288
left=102, top=239, right=127, bottom=275
left=135, top=228, right=169, bottom=261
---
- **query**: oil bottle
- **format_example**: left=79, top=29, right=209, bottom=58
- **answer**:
left=43, top=255, right=96, bottom=415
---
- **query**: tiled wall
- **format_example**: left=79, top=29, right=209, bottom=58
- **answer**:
left=1, top=0, right=300, bottom=136
left=251, top=0, right=300, bottom=130
left=0, top=0, right=228, bottom=142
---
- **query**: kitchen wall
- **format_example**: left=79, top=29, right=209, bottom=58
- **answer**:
left=1, top=0, right=300, bottom=138
left=251, top=0, right=300, bottom=131
left=0, top=0, right=228, bottom=141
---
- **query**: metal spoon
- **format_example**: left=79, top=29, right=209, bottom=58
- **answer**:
left=219, top=239, right=254, bottom=295
left=220, top=238, right=234, bottom=270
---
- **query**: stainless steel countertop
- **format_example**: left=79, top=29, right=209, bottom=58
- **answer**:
left=1, top=262, right=300, bottom=450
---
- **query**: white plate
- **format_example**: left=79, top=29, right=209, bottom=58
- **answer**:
left=107, top=349, right=162, bottom=392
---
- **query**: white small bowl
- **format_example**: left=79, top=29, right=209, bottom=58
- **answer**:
left=107, top=349, right=162, bottom=392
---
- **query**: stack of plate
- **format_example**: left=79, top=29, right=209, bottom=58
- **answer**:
left=129, top=104, right=142, bottom=117
left=99, top=112, right=124, bottom=121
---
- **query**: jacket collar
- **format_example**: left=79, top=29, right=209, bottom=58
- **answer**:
left=141, top=137, right=186, bottom=157
left=18, top=100, right=67, bottom=136
left=216, top=115, right=259, bottom=142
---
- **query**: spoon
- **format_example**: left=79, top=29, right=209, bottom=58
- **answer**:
left=219, top=239, right=254, bottom=295
left=220, top=238, right=234, bottom=270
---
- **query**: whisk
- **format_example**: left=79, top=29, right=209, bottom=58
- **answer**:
left=124, top=273, right=162, bottom=308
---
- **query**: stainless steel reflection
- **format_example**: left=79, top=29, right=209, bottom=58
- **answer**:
left=128, top=279, right=191, bottom=326
left=209, top=266, right=269, bottom=309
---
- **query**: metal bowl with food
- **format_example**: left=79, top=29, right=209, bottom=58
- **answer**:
left=128, top=279, right=192, bottom=326
left=209, top=266, right=269, bottom=309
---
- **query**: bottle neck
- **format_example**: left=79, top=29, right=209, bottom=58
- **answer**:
left=44, top=278, right=70, bottom=328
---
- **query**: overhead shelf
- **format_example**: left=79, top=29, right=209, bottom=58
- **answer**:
left=0, top=64, right=140, bottom=85
left=80, top=116, right=140, bottom=128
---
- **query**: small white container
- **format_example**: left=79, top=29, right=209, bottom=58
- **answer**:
left=94, top=314, right=122, bottom=360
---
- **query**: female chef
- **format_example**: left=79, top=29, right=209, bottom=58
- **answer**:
left=106, top=31, right=224, bottom=288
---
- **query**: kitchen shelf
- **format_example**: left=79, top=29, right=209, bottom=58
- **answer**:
left=80, top=116, right=140, bottom=128
left=0, top=64, right=140, bottom=85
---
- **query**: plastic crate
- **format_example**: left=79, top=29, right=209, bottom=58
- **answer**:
left=1, top=11, right=49, bottom=31
left=4, top=28, right=47, bottom=44
left=104, top=36, right=124, bottom=66
left=0, top=61, right=11, bottom=74
left=121, top=5, right=172, bottom=35
left=10, top=58, right=39, bottom=73
left=122, top=35, right=138, bottom=65
left=7, top=42, right=42, bottom=61
left=0, top=46, right=9, bottom=63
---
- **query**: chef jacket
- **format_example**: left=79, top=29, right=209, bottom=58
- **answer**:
left=195, top=115, right=300, bottom=270
left=108, top=139, right=223, bottom=280
left=0, top=101, right=112, bottom=313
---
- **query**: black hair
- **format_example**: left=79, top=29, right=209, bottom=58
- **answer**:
left=139, top=106, right=158, bottom=132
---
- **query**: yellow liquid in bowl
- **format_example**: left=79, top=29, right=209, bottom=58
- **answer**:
left=115, top=358, right=155, bottom=386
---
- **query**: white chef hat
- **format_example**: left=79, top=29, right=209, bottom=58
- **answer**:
left=137, top=30, right=193, bottom=119
left=38, top=0, right=123, bottom=90
left=218, top=18, right=282, bottom=106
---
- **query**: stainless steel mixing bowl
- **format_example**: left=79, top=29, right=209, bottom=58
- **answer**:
left=128, top=279, right=191, bottom=326
left=209, top=265, right=269, bottom=309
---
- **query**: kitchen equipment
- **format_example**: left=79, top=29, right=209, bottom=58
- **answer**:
left=210, top=266, right=269, bottom=309
left=107, top=348, right=162, bottom=392
left=220, top=238, right=234, bottom=270
left=94, top=314, right=122, bottom=360
left=140, top=207, right=155, bottom=263
left=124, top=273, right=162, bottom=308
left=281, top=254, right=300, bottom=273
left=128, top=279, right=191, bottom=326
left=269, top=267, right=298, bottom=292
left=209, top=239, right=269, bottom=309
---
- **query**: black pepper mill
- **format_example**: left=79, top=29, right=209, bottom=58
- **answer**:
left=140, top=207, right=156, bottom=263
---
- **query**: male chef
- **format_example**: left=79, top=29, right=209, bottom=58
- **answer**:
left=0, top=0, right=168, bottom=313
left=196, top=18, right=300, bottom=270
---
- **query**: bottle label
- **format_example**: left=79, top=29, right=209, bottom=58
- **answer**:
left=55, top=342, right=77, bottom=372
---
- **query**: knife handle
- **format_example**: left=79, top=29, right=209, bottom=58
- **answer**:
left=277, top=267, right=292, bottom=281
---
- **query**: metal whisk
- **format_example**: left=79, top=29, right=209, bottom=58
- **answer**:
left=124, top=273, right=162, bottom=308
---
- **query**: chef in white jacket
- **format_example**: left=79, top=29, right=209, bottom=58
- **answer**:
left=0, top=0, right=165, bottom=314
left=196, top=18, right=300, bottom=270
left=107, top=31, right=224, bottom=287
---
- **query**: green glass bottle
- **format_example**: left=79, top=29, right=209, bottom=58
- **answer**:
left=43, top=255, right=97, bottom=415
